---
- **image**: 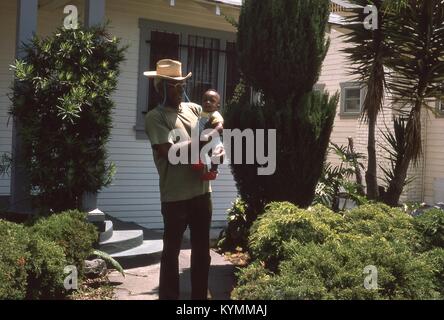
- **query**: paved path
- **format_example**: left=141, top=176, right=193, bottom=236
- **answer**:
left=108, top=249, right=236, bottom=300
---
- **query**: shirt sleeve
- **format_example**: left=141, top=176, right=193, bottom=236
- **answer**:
left=145, top=111, right=174, bottom=147
left=188, top=103, right=202, bottom=117
left=211, top=111, right=224, bottom=126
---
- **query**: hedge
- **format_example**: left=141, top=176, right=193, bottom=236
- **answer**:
left=233, top=203, right=444, bottom=300
left=0, top=210, right=98, bottom=300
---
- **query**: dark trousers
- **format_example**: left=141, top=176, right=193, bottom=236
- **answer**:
left=159, top=193, right=212, bottom=300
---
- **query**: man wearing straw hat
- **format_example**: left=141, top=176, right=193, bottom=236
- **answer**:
left=144, top=59, right=212, bottom=300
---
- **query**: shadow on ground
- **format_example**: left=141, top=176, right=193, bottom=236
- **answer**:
left=106, top=215, right=235, bottom=300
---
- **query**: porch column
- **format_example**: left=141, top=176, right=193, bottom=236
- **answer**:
left=85, top=0, right=106, bottom=27
left=82, top=0, right=106, bottom=212
left=10, top=0, right=39, bottom=213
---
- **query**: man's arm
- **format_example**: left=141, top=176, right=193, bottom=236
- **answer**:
left=153, top=143, right=172, bottom=160
left=153, top=141, right=192, bottom=160
left=146, top=111, right=189, bottom=161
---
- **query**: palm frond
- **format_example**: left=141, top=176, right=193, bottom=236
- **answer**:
left=385, top=0, right=444, bottom=160
left=378, top=117, right=415, bottom=188
left=92, top=249, right=125, bottom=278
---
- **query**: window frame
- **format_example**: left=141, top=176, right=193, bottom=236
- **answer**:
left=135, top=19, right=236, bottom=140
left=436, top=98, right=444, bottom=117
left=340, top=82, right=365, bottom=117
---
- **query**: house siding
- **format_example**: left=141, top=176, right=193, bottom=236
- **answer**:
left=424, top=109, right=444, bottom=204
left=319, top=26, right=395, bottom=182
left=319, top=25, right=427, bottom=203
left=0, top=0, right=17, bottom=196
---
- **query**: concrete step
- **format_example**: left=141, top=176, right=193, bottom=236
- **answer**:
left=99, top=230, right=144, bottom=255
left=110, top=240, right=163, bottom=259
left=87, top=209, right=105, bottom=223
left=99, top=220, right=114, bottom=243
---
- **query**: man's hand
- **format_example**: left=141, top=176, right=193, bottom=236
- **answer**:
left=153, top=143, right=172, bottom=159
left=153, top=141, right=192, bottom=162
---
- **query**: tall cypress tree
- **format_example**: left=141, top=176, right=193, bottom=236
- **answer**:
left=225, top=0, right=338, bottom=217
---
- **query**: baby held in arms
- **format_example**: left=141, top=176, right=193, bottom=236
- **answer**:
left=192, top=89, right=225, bottom=181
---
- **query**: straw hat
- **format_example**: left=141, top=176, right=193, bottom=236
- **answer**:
left=144, top=59, right=192, bottom=81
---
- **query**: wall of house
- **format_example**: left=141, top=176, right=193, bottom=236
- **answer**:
left=0, top=1, right=17, bottom=201
left=319, top=26, right=392, bottom=186
left=318, top=25, right=426, bottom=203
left=424, top=110, right=444, bottom=204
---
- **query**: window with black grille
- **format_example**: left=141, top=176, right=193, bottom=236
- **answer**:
left=186, top=35, right=220, bottom=103
left=147, top=31, right=180, bottom=112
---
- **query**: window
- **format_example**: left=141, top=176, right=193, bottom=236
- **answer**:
left=340, top=82, right=364, bottom=116
left=435, top=98, right=444, bottom=117
left=437, top=98, right=444, bottom=116
left=135, top=19, right=238, bottom=139
left=187, top=35, right=220, bottom=102
left=148, top=31, right=180, bottom=112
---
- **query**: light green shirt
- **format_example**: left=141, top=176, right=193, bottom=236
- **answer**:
left=145, top=102, right=211, bottom=203
left=201, top=110, right=224, bottom=126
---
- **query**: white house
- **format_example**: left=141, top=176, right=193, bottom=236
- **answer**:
left=1, top=0, right=443, bottom=231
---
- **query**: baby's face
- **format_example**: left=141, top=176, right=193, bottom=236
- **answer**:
left=202, top=91, right=220, bottom=112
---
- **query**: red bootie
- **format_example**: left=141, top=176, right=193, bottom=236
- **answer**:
left=201, top=171, right=218, bottom=181
left=191, top=160, right=205, bottom=171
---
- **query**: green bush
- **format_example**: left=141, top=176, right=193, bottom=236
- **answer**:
left=9, top=25, right=126, bottom=214
left=30, top=210, right=98, bottom=276
left=414, top=208, right=444, bottom=250
left=26, top=235, right=67, bottom=299
left=234, top=237, right=440, bottom=300
left=217, top=198, right=250, bottom=252
left=421, top=248, right=444, bottom=296
left=0, top=220, right=30, bottom=300
left=234, top=202, right=444, bottom=300
left=0, top=211, right=101, bottom=300
left=225, top=0, right=337, bottom=216
left=231, top=262, right=277, bottom=300
left=248, top=203, right=342, bottom=270
left=342, top=203, right=419, bottom=246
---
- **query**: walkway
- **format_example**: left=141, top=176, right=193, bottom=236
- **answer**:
left=108, top=229, right=236, bottom=300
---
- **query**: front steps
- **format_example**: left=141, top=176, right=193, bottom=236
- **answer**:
left=87, top=209, right=163, bottom=260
